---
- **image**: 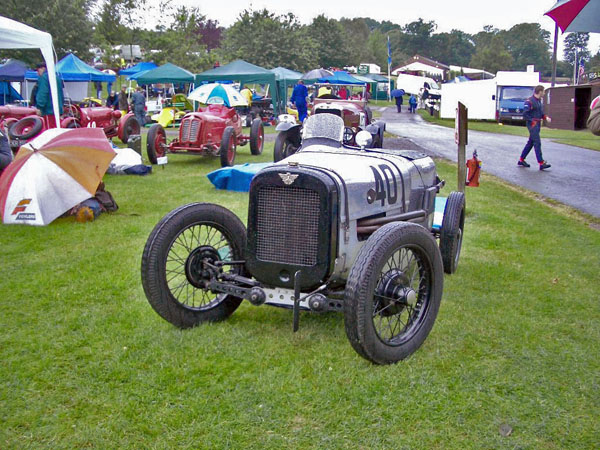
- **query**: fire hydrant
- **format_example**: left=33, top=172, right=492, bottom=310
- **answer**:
left=466, top=150, right=481, bottom=187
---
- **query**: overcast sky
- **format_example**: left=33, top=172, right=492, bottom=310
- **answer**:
left=154, top=0, right=600, bottom=62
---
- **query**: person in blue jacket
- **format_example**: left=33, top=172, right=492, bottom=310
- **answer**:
left=290, top=80, right=309, bottom=122
left=408, top=94, right=417, bottom=113
left=518, top=85, right=551, bottom=171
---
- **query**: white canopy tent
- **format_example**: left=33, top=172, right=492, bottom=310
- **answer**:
left=0, top=15, right=61, bottom=127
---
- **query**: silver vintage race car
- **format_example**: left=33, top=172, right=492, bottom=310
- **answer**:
left=141, top=114, right=465, bottom=364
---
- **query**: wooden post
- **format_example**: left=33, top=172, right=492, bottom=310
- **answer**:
left=456, top=102, right=468, bottom=192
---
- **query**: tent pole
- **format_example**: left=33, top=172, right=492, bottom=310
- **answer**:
left=551, top=23, right=558, bottom=87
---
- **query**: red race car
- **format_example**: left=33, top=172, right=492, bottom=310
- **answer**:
left=146, top=104, right=264, bottom=167
left=0, top=104, right=139, bottom=151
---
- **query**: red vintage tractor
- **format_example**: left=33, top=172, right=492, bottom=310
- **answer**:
left=0, top=104, right=139, bottom=151
left=146, top=104, right=264, bottom=167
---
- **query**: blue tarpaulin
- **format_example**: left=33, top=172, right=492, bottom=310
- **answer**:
left=207, top=163, right=272, bottom=192
left=0, top=82, right=23, bottom=105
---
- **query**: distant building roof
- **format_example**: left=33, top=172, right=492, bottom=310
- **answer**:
left=392, top=55, right=449, bottom=78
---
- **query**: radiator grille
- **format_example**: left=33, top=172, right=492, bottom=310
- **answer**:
left=180, top=118, right=200, bottom=142
left=256, top=186, right=320, bottom=266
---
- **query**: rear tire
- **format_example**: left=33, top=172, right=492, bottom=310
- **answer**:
left=249, top=118, right=264, bottom=155
left=439, top=191, right=465, bottom=274
left=219, top=126, right=236, bottom=167
left=120, top=115, right=140, bottom=144
left=147, top=124, right=166, bottom=165
left=141, top=203, right=247, bottom=328
left=344, top=222, right=443, bottom=364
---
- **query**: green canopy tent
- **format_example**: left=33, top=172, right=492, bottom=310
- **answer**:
left=195, top=60, right=281, bottom=114
left=134, top=62, right=195, bottom=84
left=363, top=73, right=395, bottom=100
left=270, top=67, right=302, bottom=113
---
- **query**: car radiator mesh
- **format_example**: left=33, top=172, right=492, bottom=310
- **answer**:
left=256, top=186, right=320, bottom=266
left=180, top=118, right=200, bottom=142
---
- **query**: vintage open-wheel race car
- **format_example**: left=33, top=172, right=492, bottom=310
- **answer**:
left=146, top=103, right=264, bottom=167
left=273, top=82, right=386, bottom=162
left=141, top=113, right=465, bottom=364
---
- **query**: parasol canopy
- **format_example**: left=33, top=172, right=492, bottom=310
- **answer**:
left=188, top=83, right=247, bottom=107
left=545, top=0, right=600, bottom=33
left=0, top=128, right=115, bottom=226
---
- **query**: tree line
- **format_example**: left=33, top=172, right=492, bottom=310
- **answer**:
left=2, top=0, right=598, bottom=78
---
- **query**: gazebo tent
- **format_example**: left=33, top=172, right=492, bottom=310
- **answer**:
left=119, top=62, right=157, bottom=77
left=0, top=59, right=28, bottom=82
left=56, top=53, right=116, bottom=82
left=0, top=82, right=23, bottom=105
left=270, top=67, right=302, bottom=113
left=0, top=15, right=61, bottom=125
left=135, top=63, right=195, bottom=84
left=363, top=73, right=395, bottom=100
left=195, top=60, right=281, bottom=114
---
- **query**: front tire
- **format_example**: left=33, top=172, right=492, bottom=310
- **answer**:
left=9, top=116, right=43, bottom=140
left=439, top=191, right=465, bottom=274
left=141, top=203, right=247, bottom=328
left=147, top=124, right=166, bottom=165
left=249, top=118, right=264, bottom=155
left=344, top=222, right=444, bottom=364
left=273, top=130, right=298, bottom=162
left=219, top=126, right=236, bottom=167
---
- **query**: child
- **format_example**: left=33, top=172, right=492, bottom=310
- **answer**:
left=409, top=94, right=417, bottom=113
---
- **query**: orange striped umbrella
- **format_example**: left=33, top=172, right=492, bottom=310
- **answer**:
left=0, top=128, right=115, bottom=225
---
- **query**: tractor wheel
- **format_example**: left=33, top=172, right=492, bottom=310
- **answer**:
left=120, top=115, right=140, bottom=144
left=273, top=130, right=298, bottom=162
left=66, top=120, right=81, bottom=129
left=249, top=118, right=264, bottom=155
left=344, top=222, right=443, bottom=364
left=8, top=116, right=43, bottom=141
left=439, top=191, right=465, bottom=274
left=147, top=124, right=167, bottom=165
left=219, top=126, right=236, bottom=167
left=141, top=203, right=247, bottom=328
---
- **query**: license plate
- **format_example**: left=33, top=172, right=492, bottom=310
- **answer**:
left=511, top=116, right=522, bottom=120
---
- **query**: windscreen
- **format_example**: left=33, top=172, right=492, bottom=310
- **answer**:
left=302, top=113, right=344, bottom=142
left=501, top=86, right=534, bottom=101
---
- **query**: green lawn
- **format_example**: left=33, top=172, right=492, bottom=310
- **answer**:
left=1, top=139, right=598, bottom=448
left=418, top=110, right=600, bottom=152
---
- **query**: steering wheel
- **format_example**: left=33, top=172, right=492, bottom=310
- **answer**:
left=64, top=103, right=81, bottom=121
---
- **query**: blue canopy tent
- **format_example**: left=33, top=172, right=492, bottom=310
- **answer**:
left=119, top=62, right=157, bottom=78
left=317, top=71, right=366, bottom=85
left=0, top=59, right=28, bottom=82
left=0, top=82, right=23, bottom=105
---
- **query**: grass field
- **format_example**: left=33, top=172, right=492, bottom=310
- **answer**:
left=418, top=110, right=600, bottom=152
left=1, top=136, right=599, bottom=448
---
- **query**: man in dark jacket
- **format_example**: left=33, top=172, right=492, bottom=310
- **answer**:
left=118, top=85, right=129, bottom=112
left=131, top=86, right=146, bottom=127
left=518, top=85, right=551, bottom=170
left=35, top=62, right=64, bottom=128
left=106, top=91, right=118, bottom=109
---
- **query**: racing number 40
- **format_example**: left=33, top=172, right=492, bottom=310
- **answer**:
left=367, top=164, right=397, bottom=206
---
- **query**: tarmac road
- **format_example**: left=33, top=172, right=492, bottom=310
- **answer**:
left=381, top=107, right=600, bottom=218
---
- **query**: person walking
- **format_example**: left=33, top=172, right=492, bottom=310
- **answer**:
left=408, top=94, right=417, bottom=113
left=131, top=86, right=146, bottom=128
left=290, top=79, right=309, bottom=122
left=395, top=93, right=403, bottom=113
left=518, top=85, right=551, bottom=171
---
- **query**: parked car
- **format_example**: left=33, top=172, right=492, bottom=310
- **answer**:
left=140, top=113, right=465, bottom=364
left=146, top=103, right=264, bottom=167
left=273, top=82, right=385, bottom=162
